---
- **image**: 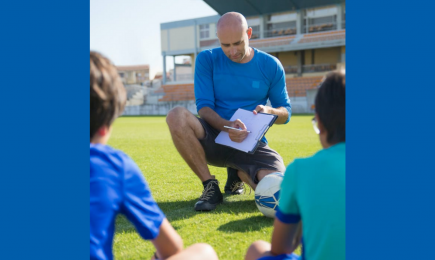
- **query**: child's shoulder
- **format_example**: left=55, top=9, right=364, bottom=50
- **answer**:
left=285, top=149, right=329, bottom=175
left=295, top=143, right=345, bottom=164
left=90, top=143, right=133, bottom=171
left=287, top=144, right=346, bottom=179
left=91, top=142, right=128, bottom=157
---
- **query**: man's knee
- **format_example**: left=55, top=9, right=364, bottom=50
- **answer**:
left=167, top=107, right=205, bottom=140
left=166, top=106, right=189, bottom=128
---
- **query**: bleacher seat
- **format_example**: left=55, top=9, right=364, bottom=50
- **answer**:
left=250, top=35, right=296, bottom=49
left=298, top=30, right=345, bottom=44
left=157, top=76, right=324, bottom=102
left=285, top=76, right=324, bottom=97
left=158, top=83, right=195, bottom=102
left=124, top=85, right=145, bottom=106
left=124, top=85, right=142, bottom=100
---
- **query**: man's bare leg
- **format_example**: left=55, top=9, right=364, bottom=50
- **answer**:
left=166, top=107, right=213, bottom=182
left=166, top=107, right=223, bottom=211
left=237, top=170, right=256, bottom=190
left=257, top=169, right=280, bottom=183
left=238, top=169, right=282, bottom=191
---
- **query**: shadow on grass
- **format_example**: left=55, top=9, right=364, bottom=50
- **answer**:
left=115, top=215, right=136, bottom=234
left=115, top=197, right=263, bottom=234
left=217, top=215, right=274, bottom=233
left=159, top=197, right=260, bottom=221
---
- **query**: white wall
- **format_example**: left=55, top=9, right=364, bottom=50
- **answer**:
left=122, top=101, right=197, bottom=116
left=161, top=29, right=168, bottom=52
left=288, top=96, right=311, bottom=113
left=123, top=97, right=315, bottom=115
left=169, top=26, right=195, bottom=51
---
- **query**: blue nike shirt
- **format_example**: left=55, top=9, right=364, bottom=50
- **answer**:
left=90, top=143, right=165, bottom=260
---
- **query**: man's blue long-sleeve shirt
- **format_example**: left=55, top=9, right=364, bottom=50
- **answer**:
left=194, top=47, right=291, bottom=124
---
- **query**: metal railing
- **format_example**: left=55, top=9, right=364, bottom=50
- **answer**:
left=264, top=27, right=297, bottom=38
left=302, top=64, right=337, bottom=73
left=251, top=30, right=261, bottom=39
left=283, top=64, right=337, bottom=74
left=283, top=66, right=299, bottom=74
left=304, top=22, right=337, bottom=33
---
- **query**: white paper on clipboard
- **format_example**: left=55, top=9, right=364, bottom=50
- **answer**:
left=215, top=108, right=277, bottom=153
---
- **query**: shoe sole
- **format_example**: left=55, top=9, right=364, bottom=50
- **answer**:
left=224, top=189, right=244, bottom=195
left=194, top=199, right=223, bottom=211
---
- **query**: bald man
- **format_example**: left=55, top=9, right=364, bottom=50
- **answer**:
left=166, top=12, right=291, bottom=211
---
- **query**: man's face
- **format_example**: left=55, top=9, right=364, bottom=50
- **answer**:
left=217, top=26, right=252, bottom=63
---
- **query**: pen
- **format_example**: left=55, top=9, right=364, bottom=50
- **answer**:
left=224, top=126, right=251, bottom=133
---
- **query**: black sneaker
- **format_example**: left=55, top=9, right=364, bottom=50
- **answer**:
left=194, top=179, right=223, bottom=211
left=224, top=168, right=244, bottom=195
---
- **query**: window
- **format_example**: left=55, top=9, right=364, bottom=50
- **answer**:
left=306, top=6, right=337, bottom=18
left=199, top=24, right=209, bottom=39
left=308, top=16, right=336, bottom=32
left=305, top=6, right=338, bottom=33
left=247, top=17, right=260, bottom=26
left=268, top=12, right=296, bottom=23
left=266, top=12, right=297, bottom=37
left=251, top=25, right=260, bottom=39
left=266, top=21, right=296, bottom=37
left=247, top=16, right=260, bottom=38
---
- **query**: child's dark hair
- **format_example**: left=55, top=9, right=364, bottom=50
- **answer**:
left=315, top=71, right=345, bottom=144
left=90, top=51, right=126, bottom=139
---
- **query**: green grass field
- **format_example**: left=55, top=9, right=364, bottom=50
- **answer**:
left=108, top=115, right=321, bottom=260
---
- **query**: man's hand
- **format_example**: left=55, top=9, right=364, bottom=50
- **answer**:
left=253, top=105, right=271, bottom=115
left=253, top=105, right=289, bottom=124
left=227, top=119, right=249, bottom=143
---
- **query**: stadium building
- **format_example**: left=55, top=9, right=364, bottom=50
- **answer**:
left=124, top=0, right=345, bottom=115
left=116, top=65, right=150, bottom=106
left=117, top=65, right=150, bottom=85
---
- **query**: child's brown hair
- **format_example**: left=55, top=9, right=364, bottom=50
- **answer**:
left=90, top=51, right=126, bottom=138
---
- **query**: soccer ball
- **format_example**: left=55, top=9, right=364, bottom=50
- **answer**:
left=255, top=172, right=284, bottom=218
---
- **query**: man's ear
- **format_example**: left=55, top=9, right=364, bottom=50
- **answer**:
left=97, top=125, right=110, bottom=137
left=247, top=27, right=252, bottom=39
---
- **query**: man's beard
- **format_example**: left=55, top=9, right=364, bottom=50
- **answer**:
left=230, top=52, right=246, bottom=62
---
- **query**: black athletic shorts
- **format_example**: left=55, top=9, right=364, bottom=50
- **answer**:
left=197, top=117, right=286, bottom=184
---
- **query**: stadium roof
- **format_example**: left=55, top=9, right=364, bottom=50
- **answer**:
left=203, top=0, right=345, bottom=16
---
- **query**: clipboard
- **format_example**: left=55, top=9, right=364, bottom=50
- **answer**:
left=215, top=108, right=278, bottom=154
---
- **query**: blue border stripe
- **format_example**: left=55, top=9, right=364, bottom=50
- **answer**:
left=0, top=0, right=89, bottom=258
left=347, top=1, right=435, bottom=259
left=275, top=208, right=301, bottom=224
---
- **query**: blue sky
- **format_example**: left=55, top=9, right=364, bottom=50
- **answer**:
left=90, top=0, right=217, bottom=79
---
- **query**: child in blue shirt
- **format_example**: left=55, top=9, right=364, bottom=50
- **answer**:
left=90, top=51, right=218, bottom=260
left=245, top=72, right=346, bottom=260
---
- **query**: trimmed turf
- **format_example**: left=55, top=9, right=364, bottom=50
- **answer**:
left=108, top=115, right=321, bottom=260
